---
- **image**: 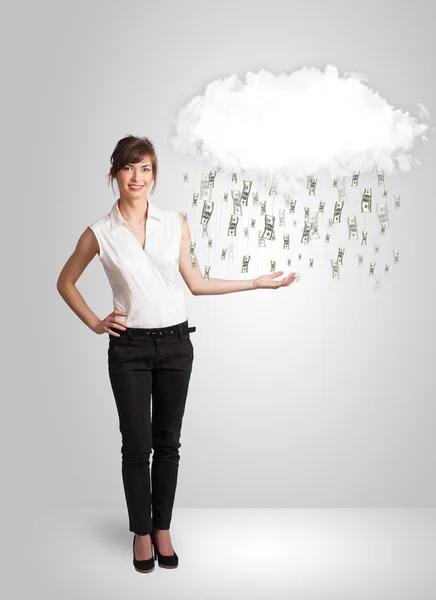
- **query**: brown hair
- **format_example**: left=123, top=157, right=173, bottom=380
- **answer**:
left=108, top=135, right=158, bottom=195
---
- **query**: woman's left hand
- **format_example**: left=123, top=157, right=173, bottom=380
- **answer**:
left=253, top=271, right=297, bottom=289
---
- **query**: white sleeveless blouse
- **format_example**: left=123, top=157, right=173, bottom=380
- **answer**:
left=88, top=199, right=188, bottom=328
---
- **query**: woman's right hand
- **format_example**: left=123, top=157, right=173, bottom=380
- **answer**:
left=93, top=310, right=128, bottom=336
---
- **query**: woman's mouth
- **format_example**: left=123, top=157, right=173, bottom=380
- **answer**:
left=128, top=185, right=144, bottom=191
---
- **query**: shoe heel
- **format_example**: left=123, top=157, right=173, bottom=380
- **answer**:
left=133, top=534, right=155, bottom=574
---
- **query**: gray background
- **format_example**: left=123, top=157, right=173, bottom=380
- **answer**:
left=2, top=0, right=435, bottom=530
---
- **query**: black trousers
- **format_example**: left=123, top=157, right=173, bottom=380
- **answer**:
left=108, top=319, right=195, bottom=535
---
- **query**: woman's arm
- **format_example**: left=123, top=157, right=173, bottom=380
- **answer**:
left=56, top=227, right=101, bottom=331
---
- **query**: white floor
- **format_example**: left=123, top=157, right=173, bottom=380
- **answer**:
left=10, top=508, right=436, bottom=599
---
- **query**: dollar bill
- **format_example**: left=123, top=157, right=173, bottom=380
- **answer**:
left=351, top=170, right=360, bottom=186
left=207, top=238, right=213, bottom=249
left=308, top=177, right=317, bottom=196
left=385, top=264, right=390, bottom=273
left=358, top=254, right=363, bottom=266
left=309, top=258, right=314, bottom=268
left=347, top=215, right=359, bottom=239
left=270, top=260, right=276, bottom=273
left=304, top=206, right=309, bottom=222
left=196, top=139, right=203, bottom=155
left=269, top=183, right=278, bottom=195
left=182, top=212, right=188, bottom=225
left=374, top=244, right=379, bottom=254
left=201, top=200, right=214, bottom=227
left=228, top=215, right=239, bottom=236
left=301, top=221, right=310, bottom=245
left=332, top=177, right=338, bottom=188
left=284, top=193, right=291, bottom=209
left=261, top=215, right=275, bottom=240
left=232, top=171, right=237, bottom=183
left=361, top=231, right=367, bottom=246
left=380, top=223, right=386, bottom=235
left=309, top=212, right=320, bottom=240
left=221, top=249, right=227, bottom=260
left=393, top=250, right=399, bottom=264
left=250, top=218, right=256, bottom=228
left=223, top=192, right=228, bottom=203
left=283, top=234, right=290, bottom=250
left=243, top=227, right=249, bottom=238
left=189, top=242, right=196, bottom=256
left=331, top=259, right=340, bottom=279
left=287, top=258, right=292, bottom=267
left=290, top=199, right=297, bottom=213
left=252, top=190, right=259, bottom=206
left=260, top=201, right=266, bottom=216
left=377, top=201, right=389, bottom=229
left=231, top=190, right=242, bottom=215
left=192, top=193, right=198, bottom=207
left=382, top=188, right=388, bottom=198
left=372, top=160, right=378, bottom=173
left=394, top=194, right=400, bottom=209
left=333, top=200, right=344, bottom=223
left=191, top=256, right=197, bottom=270
left=264, top=174, right=271, bottom=187
left=377, top=170, right=385, bottom=187
left=204, top=266, right=210, bottom=280
left=258, top=230, right=266, bottom=247
left=337, top=247, right=345, bottom=266
left=298, top=253, right=302, bottom=260
left=208, top=171, right=217, bottom=188
left=241, top=255, right=250, bottom=273
left=279, top=209, right=285, bottom=226
left=183, top=172, right=188, bottom=183
left=241, top=180, right=252, bottom=205
left=369, top=262, right=375, bottom=276
left=318, top=201, right=325, bottom=214
left=325, top=233, right=330, bottom=243
left=361, top=188, right=372, bottom=213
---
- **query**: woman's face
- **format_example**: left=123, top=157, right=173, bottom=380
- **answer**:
left=116, top=155, right=154, bottom=198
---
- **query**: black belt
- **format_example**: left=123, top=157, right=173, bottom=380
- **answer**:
left=118, top=320, right=196, bottom=340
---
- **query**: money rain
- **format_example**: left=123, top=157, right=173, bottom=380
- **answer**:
left=170, top=65, right=430, bottom=290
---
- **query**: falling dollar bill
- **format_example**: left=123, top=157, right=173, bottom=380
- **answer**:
left=284, top=193, right=291, bottom=209
left=318, top=200, right=325, bottom=214
left=332, top=177, right=338, bottom=187
left=261, top=215, right=275, bottom=240
left=347, top=216, right=359, bottom=239
left=189, top=242, right=196, bottom=256
left=258, top=230, right=266, bottom=247
left=228, top=215, right=239, bottom=236
left=223, top=192, right=228, bottom=203
left=290, top=199, right=297, bottom=213
left=221, top=249, right=227, bottom=260
left=325, top=233, right=330, bottom=243
left=182, top=212, right=188, bottom=225
left=382, top=188, right=388, bottom=198
left=192, top=193, right=198, bottom=207
left=270, top=260, right=276, bottom=273
left=385, top=265, right=390, bottom=273
left=183, top=172, right=188, bottom=183
left=394, top=194, right=400, bottom=209
left=196, top=139, right=204, bottom=155
left=361, top=231, right=367, bottom=246
left=357, top=254, right=363, bottom=266
left=252, top=190, right=259, bottom=206
left=298, top=254, right=302, bottom=260
left=241, top=180, right=252, bottom=205
left=377, top=201, right=389, bottom=229
left=260, top=201, right=266, bottom=216
left=301, top=221, right=310, bottom=245
left=374, top=244, right=379, bottom=254
left=241, top=255, right=250, bottom=273
left=287, top=258, right=292, bottom=267
left=337, top=247, right=345, bottom=266
left=377, top=170, right=385, bottom=188
left=283, top=234, right=290, bottom=250
left=309, top=258, right=314, bottom=268
left=207, top=238, right=213, bottom=249
left=309, top=213, right=320, bottom=240
left=333, top=200, right=344, bottom=224
left=232, top=171, right=237, bottom=183
left=200, top=200, right=214, bottom=227
left=279, top=209, right=285, bottom=227
left=351, top=170, right=360, bottom=186
left=208, top=171, right=217, bottom=188
left=231, top=189, right=242, bottom=216
left=393, top=250, right=399, bottom=265
left=361, top=188, right=372, bottom=213
left=243, top=227, right=249, bottom=238
left=250, top=218, right=256, bottom=228
left=191, top=256, right=196, bottom=270
left=372, top=160, right=378, bottom=173
left=331, top=259, right=340, bottom=279
left=369, top=262, right=376, bottom=276
left=336, top=177, right=347, bottom=202
left=269, top=183, right=278, bottom=195
left=304, top=206, right=309, bottom=222
left=204, top=266, right=210, bottom=280
left=308, top=177, right=317, bottom=196
left=264, top=174, right=271, bottom=187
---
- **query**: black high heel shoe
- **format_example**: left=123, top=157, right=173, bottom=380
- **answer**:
left=150, top=531, right=179, bottom=569
left=133, top=534, right=155, bottom=573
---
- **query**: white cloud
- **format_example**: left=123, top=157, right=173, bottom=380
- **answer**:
left=170, top=65, right=429, bottom=179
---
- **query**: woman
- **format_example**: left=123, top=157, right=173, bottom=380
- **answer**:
left=56, top=135, right=296, bottom=574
